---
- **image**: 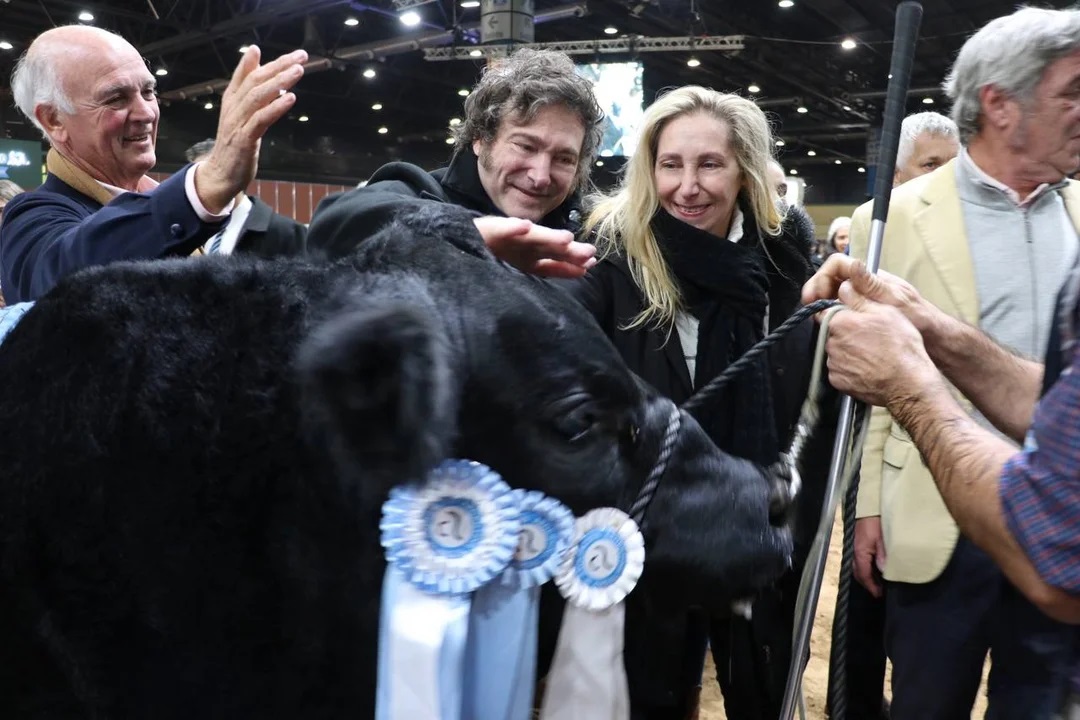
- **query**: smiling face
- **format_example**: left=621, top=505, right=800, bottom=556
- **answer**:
left=37, top=29, right=159, bottom=190
left=472, top=104, right=586, bottom=221
left=653, top=112, right=743, bottom=238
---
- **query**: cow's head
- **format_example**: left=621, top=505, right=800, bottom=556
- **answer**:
left=301, top=203, right=794, bottom=603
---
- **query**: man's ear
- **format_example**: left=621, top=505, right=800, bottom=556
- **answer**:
left=979, top=84, right=1017, bottom=133
left=297, top=290, right=458, bottom=499
left=35, top=104, right=68, bottom=145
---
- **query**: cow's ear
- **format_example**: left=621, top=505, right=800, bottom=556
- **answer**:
left=297, top=296, right=457, bottom=498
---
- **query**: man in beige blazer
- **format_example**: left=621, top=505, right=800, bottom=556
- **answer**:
left=848, top=7, right=1080, bottom=719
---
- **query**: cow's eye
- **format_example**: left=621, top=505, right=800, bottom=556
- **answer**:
left=550, top=397, right=600, bottom=442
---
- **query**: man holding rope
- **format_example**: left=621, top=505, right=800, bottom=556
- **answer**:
left=838, top=7, right=1080, bottom=719
left=804, top=251, right=1080, bottom=714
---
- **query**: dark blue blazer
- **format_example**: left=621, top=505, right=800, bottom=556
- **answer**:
left=0, top=165, right=222, bottom=303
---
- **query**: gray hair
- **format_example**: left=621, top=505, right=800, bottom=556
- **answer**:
left=897, top=111, right=959, bottom=167
left=11, top=44, right=75, bottom=138
left=452, top=48, right=604, bottom=192
left=827, top=216, right=851, bottom=245
left=944, top=7, right=1080, bottom=143
left=185, top=139, right=216, bottom=163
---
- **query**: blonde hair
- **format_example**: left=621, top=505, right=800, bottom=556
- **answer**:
left=584, top=86, right=783, bottom=329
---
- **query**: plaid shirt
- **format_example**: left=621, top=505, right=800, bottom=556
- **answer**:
left=1000, top=269, right=1080, bottom=597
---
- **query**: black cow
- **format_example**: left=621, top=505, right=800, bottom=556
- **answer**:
left=0, top=205, right=795, bottom=718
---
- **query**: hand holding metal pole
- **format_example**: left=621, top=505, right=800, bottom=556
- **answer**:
left=778, top=4, right=924, bottom=719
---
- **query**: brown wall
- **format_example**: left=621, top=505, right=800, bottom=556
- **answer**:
left=148, top=173, right=353, bottom=225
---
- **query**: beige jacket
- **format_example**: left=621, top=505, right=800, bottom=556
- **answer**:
left=849, top=159, right=1080, bottom=583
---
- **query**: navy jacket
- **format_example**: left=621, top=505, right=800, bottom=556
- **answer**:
left=0, top=166, right=220, bottom=303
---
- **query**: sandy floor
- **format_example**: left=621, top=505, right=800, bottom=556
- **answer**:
left=700, top=515, right=989, bottom=719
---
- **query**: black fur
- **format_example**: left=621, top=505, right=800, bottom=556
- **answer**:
left=0, top=204, right=793, bottom=718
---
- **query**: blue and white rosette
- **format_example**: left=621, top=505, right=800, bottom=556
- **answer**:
left=463, top=490, right=574, bottom=720
left=376, top=460, right=520, bottom=720
left=540, top=507, right=645, bottom=720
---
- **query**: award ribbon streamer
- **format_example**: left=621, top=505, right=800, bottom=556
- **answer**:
left=463, top=490, right=574, bottom=720
left=376, top=460, right=520, bottom=720
left=540, top=508, right=645, bottom=720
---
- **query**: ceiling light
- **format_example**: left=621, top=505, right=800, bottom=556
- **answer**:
left=298, top=115, right=309, bottom=122
left=778, top=0, right=794, bottom=7
left=748, top=84, right=761, bottom=94
left=461, top=0, right=480, bottom=6
left=775, top=139, right=785, bottom=147
left=371, top=102, right=383, bottom=110
left=239, top=45, right=251, bottom=53
left=796, top=106, right=808, bottom=113
left=155, top=67, right=168, bottom=76
left=469, top=49, right=483, bottom=57
left=840, top=38, right=857, bottom=50
left=596, top=160, right=605, bottom=167
left=363, top=68, right=377, bottom=79
left=923, top=97, right=934, bottom=104
left=789, top=168, right=798, bottom=175
left=449, top=117, right=461, bottom=126
left=834, top=159, right=842, bottom=164
left=807, top=150, right=816, bottom=156
left=604, top=26, right=618, bottom=35
left=204, top=101, right=214, bottom=110
left=344, top=17, right=360, bottom=27
left=842, top=105, right=852, bottom=111
left=78, top=11, right=94, bottom=22
left=0, top=41, right=13, bottom=51
left=858, top=167, right=866, bottom=173
left=378, top=126, right=389, bottom=134
left=687, top=57, right=701, bottom=68
left=458, top=88, right=470, bottom=96
left=446, top=137, right=455, bottom=144
left=400, top=10, right=422, bottom=27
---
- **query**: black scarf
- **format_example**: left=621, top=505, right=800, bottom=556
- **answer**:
left=651, top=207, right=779, bottom=465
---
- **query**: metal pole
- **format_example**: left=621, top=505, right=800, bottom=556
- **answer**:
left=778, top=4, right=924, bottom=719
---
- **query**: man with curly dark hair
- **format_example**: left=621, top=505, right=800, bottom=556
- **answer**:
left=307, top=48, right=602, bottom=279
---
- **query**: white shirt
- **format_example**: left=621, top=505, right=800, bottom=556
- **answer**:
left=202, top=195, right=253, bottom=255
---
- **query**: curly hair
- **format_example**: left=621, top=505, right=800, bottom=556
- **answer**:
left=452, top=49, right=604, bottom=192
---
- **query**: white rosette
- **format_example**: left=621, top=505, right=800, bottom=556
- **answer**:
left=380, top=459, right=520, bottom=595
left=376, top=460, right=520, bottom=720
left=464, top=490, right=575, bottom=720
left=541, top=508, right=646, bottom=720
left=503, top=490, right=576, bottom=589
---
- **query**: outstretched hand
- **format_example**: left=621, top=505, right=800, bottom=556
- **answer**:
left=473, top=216, right=597, bottom=278
left=195, top=46, right=309, bottom=213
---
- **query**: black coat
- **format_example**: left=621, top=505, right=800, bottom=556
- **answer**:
left=233, top=196, right=308, bottom=260
left=551, top=205, right=837, bottom=715
left=307, top=149, right=583, bottom=260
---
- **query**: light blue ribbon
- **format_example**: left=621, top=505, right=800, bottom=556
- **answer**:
left=376, top=460, right=519, bottom=720
left=463, top=491, right=574, bottom=720
left=376, top=566, right=470, bottom=720
left=0, top=301, right=34, bottom=345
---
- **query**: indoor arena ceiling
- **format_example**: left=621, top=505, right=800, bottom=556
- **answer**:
left=1, top=0, right=1076, bottom=187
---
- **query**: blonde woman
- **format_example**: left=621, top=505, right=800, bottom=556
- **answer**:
left=556, top=86, right=823, bottom=719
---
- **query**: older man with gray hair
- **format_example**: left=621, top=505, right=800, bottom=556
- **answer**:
left=846, top=7, right=1080, bottom=719
left=894, top=111, right=960, bottom=186
left=0, top=25, right=308, bottom=303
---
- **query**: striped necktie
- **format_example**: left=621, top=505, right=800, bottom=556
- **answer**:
left=207, top=231, right=224, bottom=255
